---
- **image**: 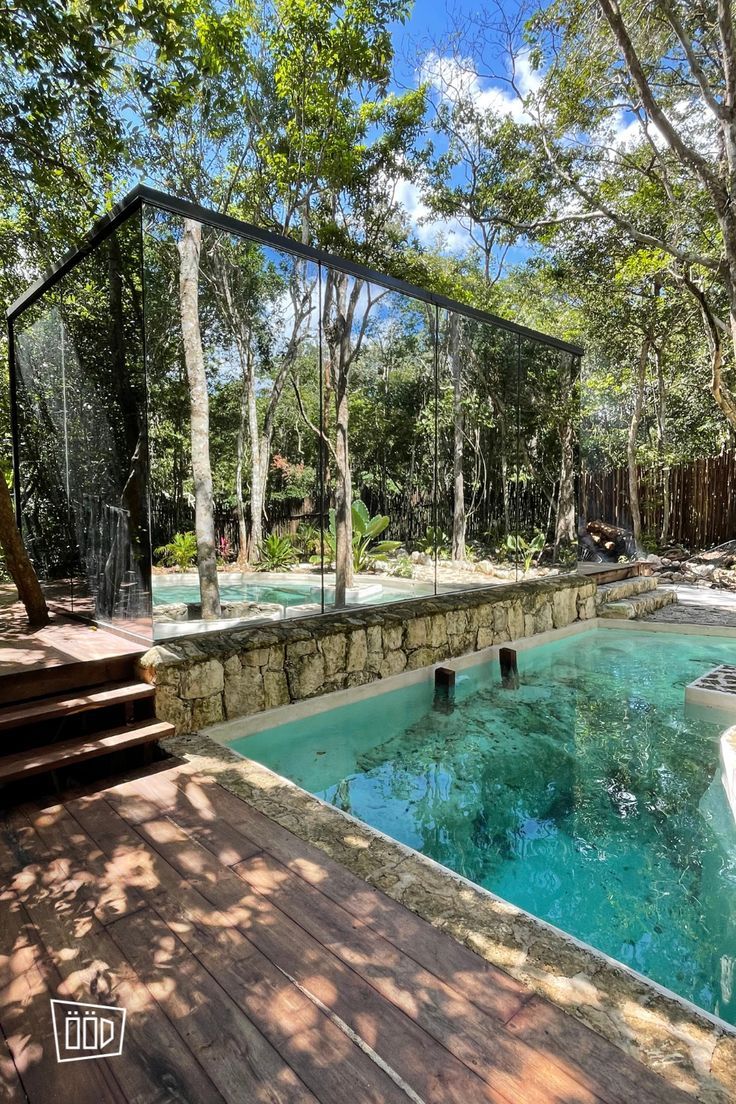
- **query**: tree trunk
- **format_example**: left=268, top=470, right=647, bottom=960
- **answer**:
left=235, top=371, right=248, bottom=568
left=334, top=380, right=353, bottom=606
left=178, top=218, right=221, bottom=619
left=554, top=417, right=577, bottom=562
left=0, top=474, right=49, bottom=626
left=249, top=436, right=269, bottom=565
left=449, top=315, right=466, bottom=560
left=628, top=337, right=650, bottom=552
left=655, top=346, right=669, bottom=546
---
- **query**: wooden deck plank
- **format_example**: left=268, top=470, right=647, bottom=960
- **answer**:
left=3, top=807, right=228, bottom=1104
left=121, top=804, right=609, bottom=1104
left=504, top=996, right=690, bottom=1104
left=68, top=795, right=425, bottom=1104
left=140, top=769, right=532, bottom=1024
left=130, top=769, right=696, bottom=1104
left=234, top=850, right=611, bottom=1104
left=109, top=907, right=318, bottom=1104
left=0, top=886, right=127, bottom=1104
left=98, top=795, right=518, bottom=1104
left=0, top=762, right=699, bottom=1104
left=0, top=721, right=172, bottom=784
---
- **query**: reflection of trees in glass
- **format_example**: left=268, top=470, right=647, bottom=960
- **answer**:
left=60, top=220, right=151, bottom=623
left=208, top=235, right=317, bottom=565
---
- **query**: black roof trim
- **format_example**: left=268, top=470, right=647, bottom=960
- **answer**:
left=7, top=183, right=584, bottom=355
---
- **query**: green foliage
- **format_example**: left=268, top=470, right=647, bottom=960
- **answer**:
left=155, top=532, right=198, bottom=570
left=506, top=531, right=545, bottom=575
left=313, top=501, right=401, bottom=573
left=294, top=522, right=321, bottom=558
left=416, top=526, right=450, bottom=557
left=390, top=555, right=414, bottom=579
left=257, top=533, right=297, bottom=571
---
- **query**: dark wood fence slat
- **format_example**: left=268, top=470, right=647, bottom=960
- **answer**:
left=582, top=449, right=736, bottom=549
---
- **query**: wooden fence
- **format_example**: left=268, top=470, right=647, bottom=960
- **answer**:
left=582, top=450, right=736, bottom=549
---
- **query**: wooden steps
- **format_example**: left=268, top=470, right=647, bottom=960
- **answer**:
left=0, top=681, right=154, bottom=732
left=0, top=629, right=167, bottom=788
left=0, top=720, right=173, bottom=783
left=0, top=654, right=142, bottom=706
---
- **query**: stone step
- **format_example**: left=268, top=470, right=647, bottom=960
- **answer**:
left=595, top=576, right=658, bottom=608
left=598, top=589, right=678, bottom=619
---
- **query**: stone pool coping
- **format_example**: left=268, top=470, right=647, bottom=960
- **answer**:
left=161, top=723, right=736, bottom=1104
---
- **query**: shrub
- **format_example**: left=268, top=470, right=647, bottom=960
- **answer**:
left=312, top=501, right=401, bottom=573
left=154, top=532, right=198, bottom=570
left=256, top=533, right=297, bottom=571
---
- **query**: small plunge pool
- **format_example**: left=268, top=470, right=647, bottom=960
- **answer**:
left=226, top=628, right=736, bottom=1025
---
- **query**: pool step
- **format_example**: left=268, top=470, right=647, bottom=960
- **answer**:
left=595, top=576, right=658, bottom=609
left=598, top=587, right=677, bottom=619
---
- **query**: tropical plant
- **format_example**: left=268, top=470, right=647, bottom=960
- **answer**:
left=391, top=555, right=414, bottom=579
left=416, top=526, right=450, bottom=557
left=257, top=533, right=297, bottom=571
left=312, top=501, right=401, bottom=574
left=506, top=531, right=545, bottom=575
left=294, top=521, right=320, bottom=558
left=217, top=534, right=233, bottom=564
left=154, top=532, right=198, bottom=570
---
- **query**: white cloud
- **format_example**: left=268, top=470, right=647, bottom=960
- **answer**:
left=393, top=176, right=472, bottom=253
left=420, top=50, right=540, bottom=123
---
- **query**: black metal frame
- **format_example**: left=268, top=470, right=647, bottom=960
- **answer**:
left=7, top=184, right=584, bottom=356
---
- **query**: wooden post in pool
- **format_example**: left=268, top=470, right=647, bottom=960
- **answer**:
left=435, top=667, right=456, bottom=692
left=433, top=666, right=456, bottom=713
left=500, top=647, right=519, bottom=689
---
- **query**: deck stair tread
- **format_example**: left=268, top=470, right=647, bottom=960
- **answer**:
left=595, top=576, right=657, bottom=607
left=598, top=588, right=677, bottom=619
left=0, top=681, right=154, bottom=732
left=0, top=720, right=173, bottom=783
left=0, top=654, right=143, bottom=706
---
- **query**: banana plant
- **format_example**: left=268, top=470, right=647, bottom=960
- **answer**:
left=506, top=530, right=545, bottom=574
left=312, top=501, right=401, bottom=572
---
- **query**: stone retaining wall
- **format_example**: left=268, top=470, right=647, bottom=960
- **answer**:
left=138, top=574, right=597, bottom=733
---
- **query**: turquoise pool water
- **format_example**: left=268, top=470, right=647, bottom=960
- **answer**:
left=230, top=629, right=736, bottom=1024
left=153, top=583, right=320, bottom=607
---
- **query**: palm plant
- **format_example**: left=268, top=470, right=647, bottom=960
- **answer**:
left=506, top=531, right=545, bottom=574
left=256, top=533, right=297, bottom=571
left=154, top=532, right=198, bottom=570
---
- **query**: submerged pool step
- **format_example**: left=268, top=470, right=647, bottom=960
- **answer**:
left=598, top=587, right=677, bottom=619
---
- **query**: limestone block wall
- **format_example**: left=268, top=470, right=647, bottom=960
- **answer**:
left=138, top=574, right=598, bottom=734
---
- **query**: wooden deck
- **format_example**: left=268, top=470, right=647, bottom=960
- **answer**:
left=0, top=596, right=143, bottom=681
left=0, top=761, right=693, bottom=1104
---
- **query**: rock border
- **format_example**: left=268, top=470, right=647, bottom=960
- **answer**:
left=139, top=574, right=597, bottom=733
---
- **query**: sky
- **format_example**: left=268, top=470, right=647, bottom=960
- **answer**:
left=384, top=0, right=536, bottom=266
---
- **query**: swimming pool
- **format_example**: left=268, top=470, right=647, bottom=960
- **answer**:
left=153, top=581, right=319, bottom=607
left=228, top=629, right=736, bottom=1025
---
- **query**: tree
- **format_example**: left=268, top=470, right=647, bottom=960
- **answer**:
left=178, top=218, right=221, bottom=618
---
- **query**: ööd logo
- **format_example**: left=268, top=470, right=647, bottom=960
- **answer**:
left=50, top=999, right=126, bottom=1063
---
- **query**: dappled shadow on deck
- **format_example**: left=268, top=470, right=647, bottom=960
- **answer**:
left=0, top=763, right=692, bottom=1103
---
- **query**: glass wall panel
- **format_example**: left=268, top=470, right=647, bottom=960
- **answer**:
left=143, top=205, right=322, bottom=639
left=11, top=192, right=582, bottom=643
left=518, top=338, right=580, bottom=573
left=319, top=267, right=437, bottom=609
left=436, top=311, right=520, bottom=591
left=13, top=290, right=75, bottom=609
left=60, top=212, right=152, bottom=634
